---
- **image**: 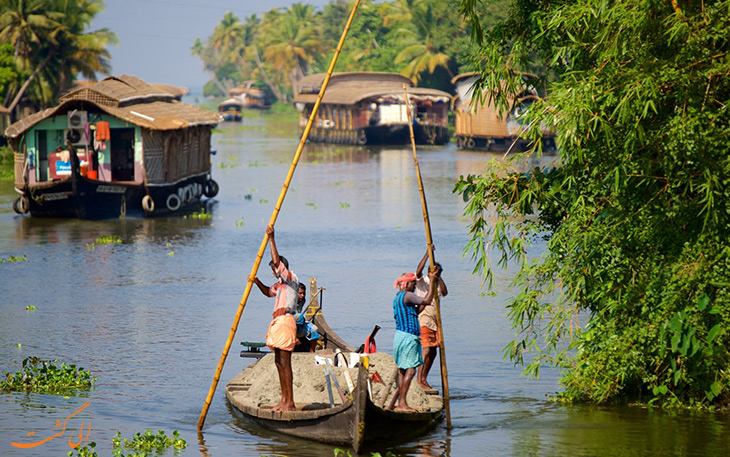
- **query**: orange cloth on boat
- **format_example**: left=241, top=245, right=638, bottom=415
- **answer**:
left=95, top=121, right=110, bottom=141
left=266, top=314, right=297, bottom=351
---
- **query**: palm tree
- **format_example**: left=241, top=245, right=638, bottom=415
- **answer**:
left=258, top=4, right=324, bottom=99
left=380, top=0, right=452, bottom=82
left=0, top=0, right=61, bottom=108
left=44, top=0, right=116, bottom=96
left=0, top=0, right=116, bottom=115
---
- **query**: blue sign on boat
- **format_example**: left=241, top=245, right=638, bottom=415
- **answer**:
left=56, top=160, right=71, bottom=175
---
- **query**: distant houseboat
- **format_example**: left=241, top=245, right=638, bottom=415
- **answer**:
left=218, top=98, right=243, bottom=122
left=228, top=82, right=270, bottom=110
left=5, top=75, right=220, bottom=219
left=451, top=72, right=556, bottom=151
left=294, top=72, right=450, bottom=146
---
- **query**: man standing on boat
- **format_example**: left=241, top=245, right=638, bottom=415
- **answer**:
left=388, top=270, right=436, bottom=412
left=253, top=225, right=298, bottom=413
left=415, top=248, right=448, bottom=391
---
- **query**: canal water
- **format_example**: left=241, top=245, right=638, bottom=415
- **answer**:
left=1, top=113, right=729, bottom=457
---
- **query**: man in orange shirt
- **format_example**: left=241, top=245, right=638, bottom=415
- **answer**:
left=254, top=225, right=299, bottom=412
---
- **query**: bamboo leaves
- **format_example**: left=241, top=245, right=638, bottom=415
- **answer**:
left=458, top=0, right=730, bottom=407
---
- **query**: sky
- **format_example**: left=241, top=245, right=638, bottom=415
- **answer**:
left=90, top=0, right=336, bottom=93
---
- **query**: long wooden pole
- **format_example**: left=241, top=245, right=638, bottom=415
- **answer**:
left=403, top=85, right=452, bottom=429
left=197, top=0, right=362, bottom=430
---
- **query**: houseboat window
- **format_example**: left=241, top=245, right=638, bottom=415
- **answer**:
left=36, top=130, right=48, bottom=181
left=110, top=128, right=135, bottom=182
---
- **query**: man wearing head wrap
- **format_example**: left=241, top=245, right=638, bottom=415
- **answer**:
left=387, top=269, right=437, bottom=412
left=253, top=225, right=299, bottom=413
left=414, top=248, right=448, bottom=391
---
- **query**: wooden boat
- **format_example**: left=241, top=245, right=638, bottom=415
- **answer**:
left=226, top=281, right=444, bottom=453
left=5, top=75, right=220, bottom=219
left=294, top=72, right=451, bottom=146
left=217, top=98, right=243, bottom=121
left=451, top=72, right=556, bottom=151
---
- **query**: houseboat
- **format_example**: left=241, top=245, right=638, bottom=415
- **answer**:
left=294, top=72, right=450, bottom=146
left=5, top=74, right=221, bottom=219
left=451, top=72, right=556, bottom=151
left=228, top=82, right=270, bottom=110
left=217, top=98, right=243, bottom=122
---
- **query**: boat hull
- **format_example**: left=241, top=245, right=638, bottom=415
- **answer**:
left=225, top=308, right=442, bottom=453
left=226, top=361, right=442, bottom=453
left=18, top=173, right=213, bottom=219
left=303, top=124, right=449, bottom=146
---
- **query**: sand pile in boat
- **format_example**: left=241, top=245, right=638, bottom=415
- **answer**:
left=237, top=351, right=434, bottom=409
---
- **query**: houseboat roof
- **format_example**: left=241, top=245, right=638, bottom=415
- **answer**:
left=294, top=72, right=451, bottom=105
left=451, top=71, right=539, bottom=85
left=5, top=75, right=219, bottom=138
left=451, top=72, right=541, bottom=103
left=150, top=83, right=189, bottom=99
left=218, top=98, right=243, bottom=108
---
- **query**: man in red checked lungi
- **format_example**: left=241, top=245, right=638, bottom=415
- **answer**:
left=387, top=270, right=436, bottom=412
left=253, top=225, right=299, bottom=412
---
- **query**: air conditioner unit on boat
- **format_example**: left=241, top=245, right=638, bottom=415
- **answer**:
left=67, top=110, right=88, bottom=129
left=64, top=128, right=87, bottom=146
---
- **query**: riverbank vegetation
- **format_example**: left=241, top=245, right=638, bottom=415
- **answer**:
left=0, top=0, right=116, bottom=116
left=192, top=0, right=509, bottom=101
left=0, top=145, right=13, bottom=180
left=455, top=0, right=730, bottom=408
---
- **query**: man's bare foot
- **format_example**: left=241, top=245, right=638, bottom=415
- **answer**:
left=395, top=405, right=417, bottom=413
left=277, top=402, right=295, bottom=412
left=416, top=381, right=432, bottom=391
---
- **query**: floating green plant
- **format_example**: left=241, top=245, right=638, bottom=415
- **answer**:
left=26, top=305, right=36, bottom=310
left=69, top=430, right=187, bottom=457
left=185, top=210, right=211, bottom=220
left=259, top=199, right=269, bottom=204
left=305, top=202, right=318, bottom=210
left=112, top=430, right=187, bottom=454
left=339, top=202, right=351, bottom=208
left=1, top=357, right=96, bottom=394
left=67, top=441, right=97, bottom=457
left=95, top=235, right=122, bottom=244
left=1, top=254, right=27, bottom=264
left=235, top=217, right=245, bottom=227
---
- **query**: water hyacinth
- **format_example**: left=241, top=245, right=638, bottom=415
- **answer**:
left=1, top=357, right=96, bottom=394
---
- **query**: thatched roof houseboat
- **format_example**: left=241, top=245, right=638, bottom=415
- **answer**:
left=5, top=75, right=220, bottom=219
left=228, top=82, right=269, bottom=110
left=218, top=98, right=243, bottom=122
left=294, top=72, right=450, bottom=146
left=451, top=72, right=555, bottom=151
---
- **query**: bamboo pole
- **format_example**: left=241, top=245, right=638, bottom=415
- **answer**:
left=197, top=0, right=362, bottom=431
left=402, top=85, right=452, bottom=430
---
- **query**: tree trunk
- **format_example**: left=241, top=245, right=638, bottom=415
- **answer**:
left=6, top=53, right=53, bottom=117
left=253, top=45, right=287, bottom=104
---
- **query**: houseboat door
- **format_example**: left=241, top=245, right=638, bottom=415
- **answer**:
left=110, top=128, right=135, bottom=181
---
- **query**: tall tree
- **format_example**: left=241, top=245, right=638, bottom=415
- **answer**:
left=380, top=0, right=454, bottom=83
left=456, top=0, right=730, bottom=406
left=258, top=4, right=323, bottom=101
left=0, top=0, right=116, bottom=114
